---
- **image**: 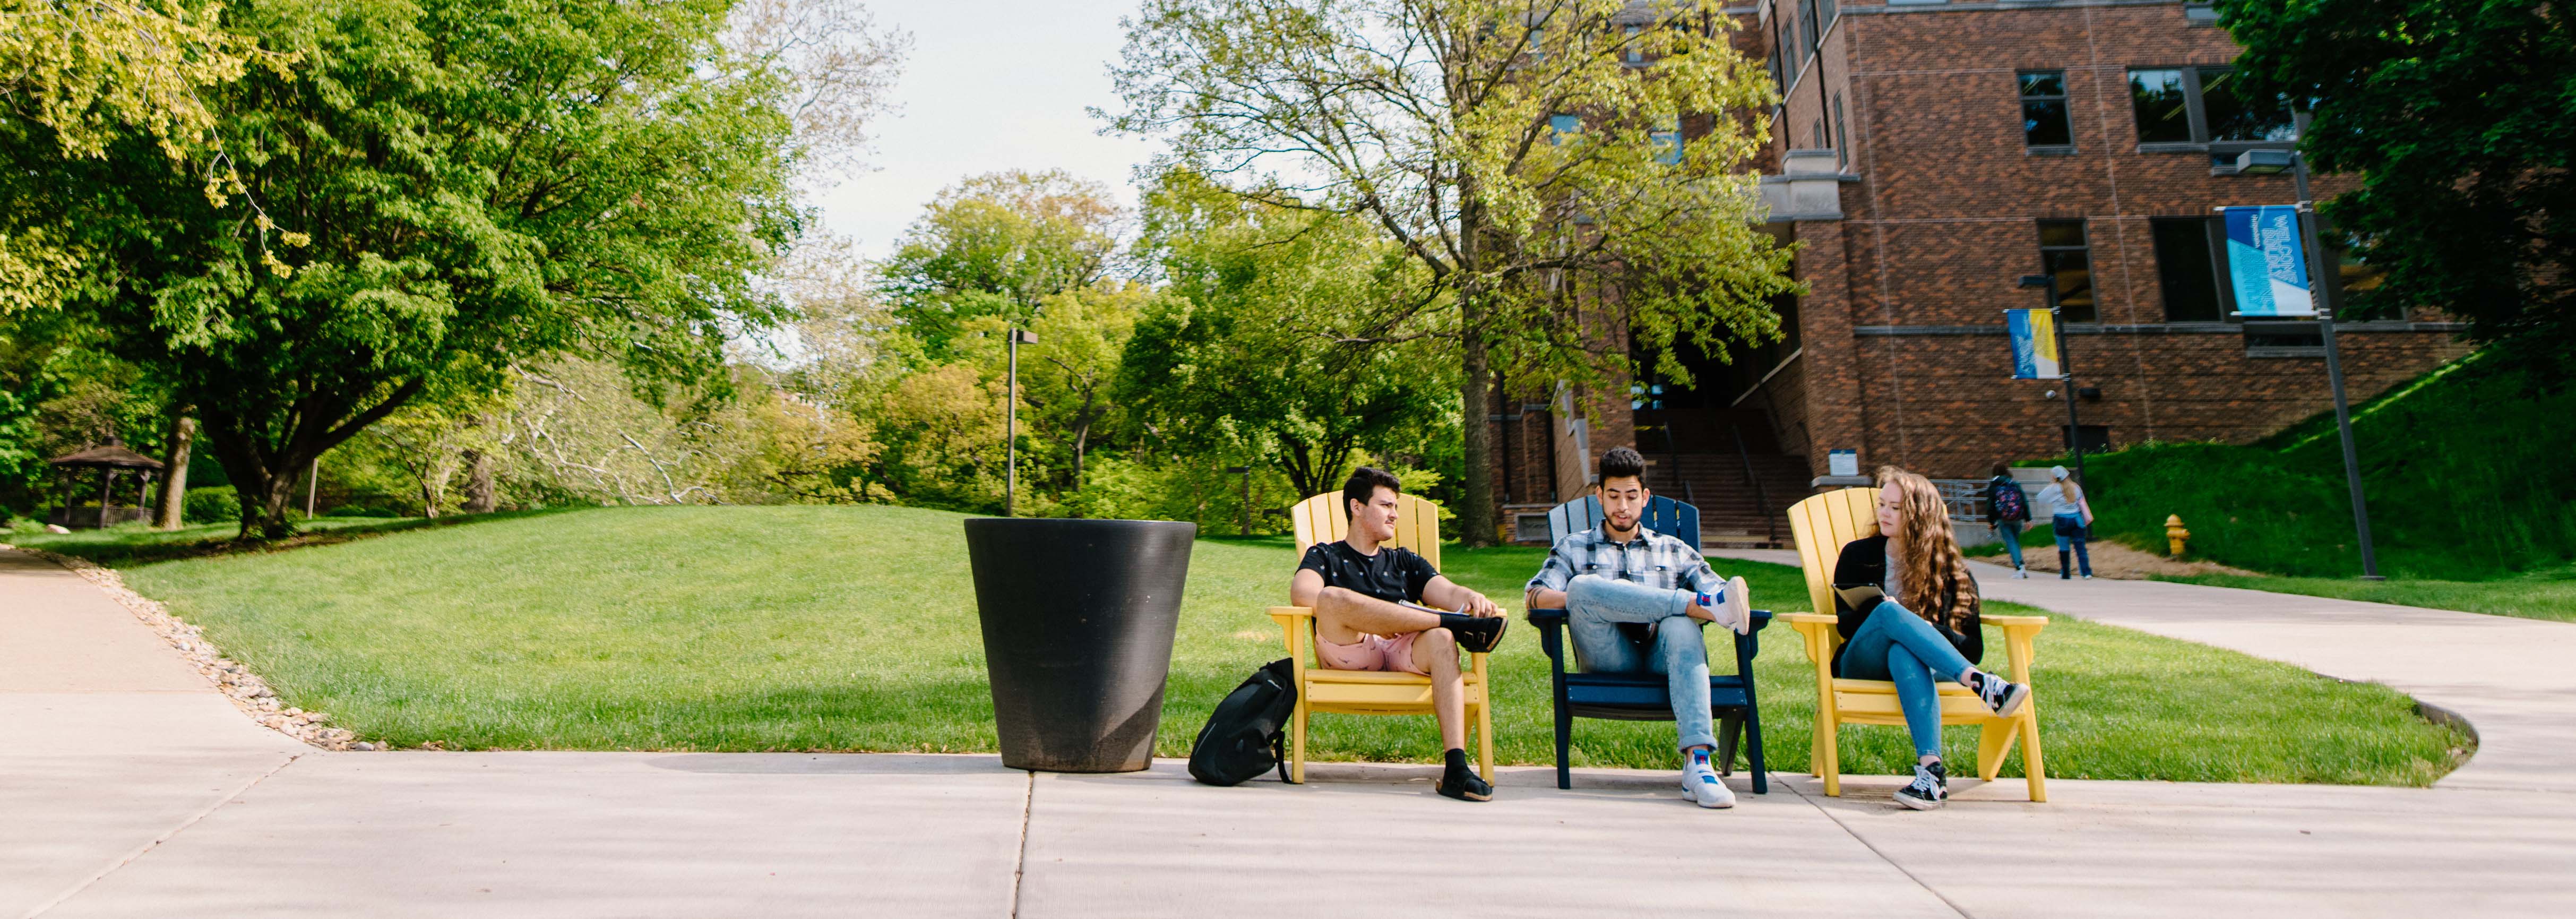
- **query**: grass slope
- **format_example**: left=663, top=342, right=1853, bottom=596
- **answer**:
left=23, top=505, right=2465, bottom=784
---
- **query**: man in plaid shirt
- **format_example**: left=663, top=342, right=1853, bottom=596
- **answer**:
left=1525, top=447, right=1754, bottom=809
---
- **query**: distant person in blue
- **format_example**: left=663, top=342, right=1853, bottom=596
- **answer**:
left=1524, top=448, right=1754, bottom=810
left=1985, top=463, right=2032, bottom=579
left=2037, top=465, right=2095, bottom=580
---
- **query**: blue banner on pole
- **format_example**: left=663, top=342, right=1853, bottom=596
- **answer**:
left=2006, top=309, right=2061, bottom=380
left=2222, top=205, right=2315, bottom=317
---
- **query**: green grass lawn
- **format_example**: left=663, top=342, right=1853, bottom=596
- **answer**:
left=11, top=505, right=2467, bottom=784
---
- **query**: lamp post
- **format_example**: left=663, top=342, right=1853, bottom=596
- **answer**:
left=2234, top=111, right=2383, bottom=580
left=2017, top=273, right=2087, bottom=490
left=1006, top=328, right=1038, bottom=518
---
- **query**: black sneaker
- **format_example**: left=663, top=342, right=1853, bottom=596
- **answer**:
left=1437, top=613, right=1509, bottom=654
left=1894, top=761, right=1948, bottom=811
left=1438, top=764, right=1494, bottom=802
left=1974, top=672, right=2031, bottom=719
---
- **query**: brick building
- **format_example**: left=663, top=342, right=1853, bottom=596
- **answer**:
left=1489, top=0, right=2470, bottom=546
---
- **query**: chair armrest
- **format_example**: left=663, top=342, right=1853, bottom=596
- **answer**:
left=1269, top=606, right=1312, bottom=671
left=1526, top=608, right=1569, bottom=667
left=1526, top=608, right=1567, bottom=626
left=1777, top=613, right=1841, bottom=670
left=1267, top=606, right=1315, bottom=623
left=1778, top=613, right=1837, bottom=625
left=1981, top=614, right=2048, bottom=684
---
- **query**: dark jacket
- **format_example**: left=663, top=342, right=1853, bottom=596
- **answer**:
left=1829, top=534, right=1983, bottom=676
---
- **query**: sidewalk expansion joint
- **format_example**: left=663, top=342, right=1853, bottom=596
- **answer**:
left=1786, top=776, right=1974, bottom=919
left=20, top=751, right=304, bottom=919
left=1007, top=769, right=1035, bottom=919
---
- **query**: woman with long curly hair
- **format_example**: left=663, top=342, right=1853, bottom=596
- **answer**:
left=1829, top=467, right=2033, bottom=810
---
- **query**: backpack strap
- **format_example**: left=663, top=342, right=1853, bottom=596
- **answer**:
left=1273, top=731, right=1292, bottom=784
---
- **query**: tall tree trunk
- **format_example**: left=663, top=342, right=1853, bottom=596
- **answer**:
left=1458, top=286, right=1496, bottom=546
left=1455, top=188, right=1497, bottom=547
left=459, top=448, right=496, bottom=513
left=154, top=412, right=194, bottom=529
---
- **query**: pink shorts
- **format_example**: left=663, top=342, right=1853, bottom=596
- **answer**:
left=1315, top=631, right=1427, bottom=675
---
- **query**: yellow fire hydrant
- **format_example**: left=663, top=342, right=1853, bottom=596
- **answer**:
left=2166, top=514, right=2191, bottom=557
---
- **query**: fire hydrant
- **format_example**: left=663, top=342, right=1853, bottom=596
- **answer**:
left=2165, top=514, right=2191, bottom=557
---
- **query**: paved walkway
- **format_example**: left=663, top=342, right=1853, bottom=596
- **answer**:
left=7, top=547, right=2576, bottom=917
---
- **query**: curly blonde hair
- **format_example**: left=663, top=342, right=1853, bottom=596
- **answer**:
left=1877, top=466, right=1979, bottom=632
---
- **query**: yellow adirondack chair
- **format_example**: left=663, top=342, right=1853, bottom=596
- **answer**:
left=1781, top=487, right=2050, bottom=802
left=1268, top=492, right=1495, bottom=784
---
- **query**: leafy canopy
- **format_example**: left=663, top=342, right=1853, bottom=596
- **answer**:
left=2218, top=0, right=2576, bottom=378
left=31, top=0, right=811, bottom=536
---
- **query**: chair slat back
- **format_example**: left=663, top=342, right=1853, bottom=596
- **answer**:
left=1787, top=487, right=1883, bottom=615
left=1290, top=491, right=1443, bottom=570
left=1542, top=494, right=1702, bottom=553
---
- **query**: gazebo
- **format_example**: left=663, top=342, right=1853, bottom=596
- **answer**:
left=47, top=436, right=166, bottom=529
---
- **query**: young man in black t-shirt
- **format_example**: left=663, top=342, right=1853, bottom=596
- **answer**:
left=1288, top=467, right=1506, bottom=802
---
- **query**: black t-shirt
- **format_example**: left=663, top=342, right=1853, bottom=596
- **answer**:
left=1298, top=541, right=1440, bottom=605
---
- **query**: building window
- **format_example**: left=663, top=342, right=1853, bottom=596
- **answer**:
left=2062, top=425, right=2113, bottom=456
left=2037, top=219, right=2096, bottom=323
left=2150, top=217, right=2225, bottom=322
left=1652, top=119, right=1682, bottom=165
left=1812, top=119, right=1825, bottom=148
left=2128, top=67, right=2296, bottom=147
left=1832, top=93, right=1850, bottom=168
left=2018, top=70, right=2073, bottom=150
left=1800, top=1, right=1823, bottom=58
left=1624, top=25, right=1643, bottom=66
left=1549, top=114, right=1579, bottom=144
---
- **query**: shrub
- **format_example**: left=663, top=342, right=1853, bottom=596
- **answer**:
left=183, top=489, right=241, bottom=522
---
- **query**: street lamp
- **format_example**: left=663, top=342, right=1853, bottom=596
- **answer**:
left=2018, top=272, right=2089, bottom=491
left=2231, top=114, right=2384, bottom=581
left=1005, top=328, right=1038, bottom=518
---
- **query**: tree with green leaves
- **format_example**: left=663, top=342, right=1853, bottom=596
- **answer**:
left=0, top=1, right=290, bottom=315
left=2217, top=0, right=2575, bottom=377
left=1122, top=171, right=1457, bottom=501
left=12, top=0, right=897, bottom=538
left=1105, top=0, right=1795, bottom=544
left=875, top=169, right=1123, bottom=358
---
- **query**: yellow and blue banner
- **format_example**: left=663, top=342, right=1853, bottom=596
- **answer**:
left=2007, top=309, right=2061, bottom=380
left=2222, top=205, right=2315, bottom=317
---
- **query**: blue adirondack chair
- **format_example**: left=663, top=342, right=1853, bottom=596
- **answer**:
left=1525, top=494, right=1772, bottom=792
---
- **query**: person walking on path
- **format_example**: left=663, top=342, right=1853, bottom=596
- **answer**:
left=2037, top=465, right=2095, bottom=580
left=1985, top=463, right=2032, bottom=579
left=1830, top=468, right=2031, bottom=810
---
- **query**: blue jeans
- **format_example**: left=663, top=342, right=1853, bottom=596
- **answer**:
left=2053, top=513, right=2092, bottom=577
left=1564, top=574, right=1717, bottom=752
left=1993, top=519, right=2025, bottom=569
left=1838, top=600, right=1972, bottom=759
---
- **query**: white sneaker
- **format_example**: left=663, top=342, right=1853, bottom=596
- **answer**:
left=1697, top=576, right=1754, bottom=635
left=2014, top=568, right=2029, bottom=579
left=1682, top=756, right=1736, bottom=809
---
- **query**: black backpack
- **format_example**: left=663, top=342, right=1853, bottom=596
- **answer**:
left=1188, top=658, right=1300, bottom=786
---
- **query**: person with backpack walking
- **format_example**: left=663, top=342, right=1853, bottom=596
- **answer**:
left=1985, top=463, right=2032, bottom=579
left=2037, top=465, right=2095, bottom=580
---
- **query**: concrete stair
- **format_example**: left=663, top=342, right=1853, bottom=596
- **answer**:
left=1640, top=452, right=1811, bottom=549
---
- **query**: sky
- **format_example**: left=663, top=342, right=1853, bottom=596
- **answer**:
left=807, top=0, right=1160, bottom=260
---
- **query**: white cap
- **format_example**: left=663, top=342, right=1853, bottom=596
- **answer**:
left=2051, top=465, right=2070, bottom=479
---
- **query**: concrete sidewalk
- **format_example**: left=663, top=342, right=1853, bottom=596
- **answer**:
left=10, top=546, right=2576, bottom=916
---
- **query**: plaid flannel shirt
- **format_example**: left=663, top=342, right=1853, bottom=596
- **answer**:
left=1525, top=525, right=1725, bottom=600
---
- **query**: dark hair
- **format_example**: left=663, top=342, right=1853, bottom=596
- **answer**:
left=1991, top=462, right=2012, bottom=479
left=1342, top=466, right=1402, bottom=520
left=1597, top=447, right=1647, bottom=485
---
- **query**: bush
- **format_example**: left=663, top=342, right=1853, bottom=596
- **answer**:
left=183, top=489, right=241, bottom=522
left=326, top=505, right=395, bottom=518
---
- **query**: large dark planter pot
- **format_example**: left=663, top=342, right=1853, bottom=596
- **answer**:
left=963, top=518, right=1195, bottom=772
